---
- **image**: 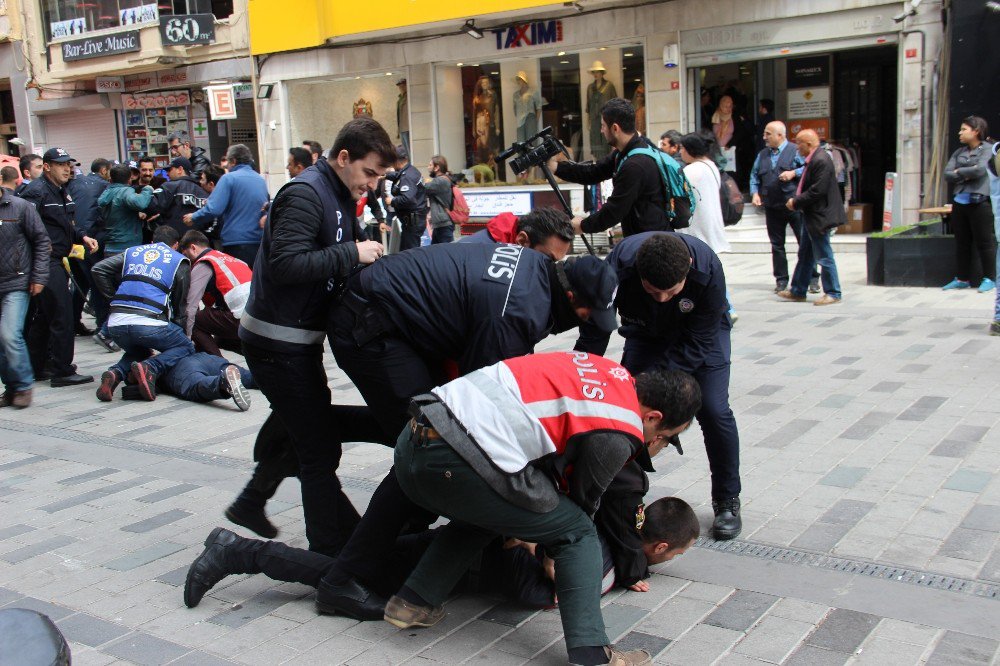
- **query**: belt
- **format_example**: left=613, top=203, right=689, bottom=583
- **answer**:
left=409, top=418, right=440, bottom=440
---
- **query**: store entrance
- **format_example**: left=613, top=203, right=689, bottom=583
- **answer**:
left=694, top=45, right=897, bottom=220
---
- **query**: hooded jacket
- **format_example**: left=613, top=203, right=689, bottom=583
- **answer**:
left=98, top=183, right=154, bottom=253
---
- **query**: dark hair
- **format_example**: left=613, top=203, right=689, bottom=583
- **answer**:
left=330, top=117, right=396, bottom=167
left=430, top=154, right=449, bottom=174
left=759, top=98, right=775, bottom=114
left=1, top=166, right=18, bottom=183
left=600, top=98, right=636, bottom=135
left=202, top=164, right=225, bottom=186
left=962, top=115, right=989, bottom=142
left=288, top=147, right=312, bottom=171
left=19, top=154, right=40, bottom=177
left=226, top=144, right=253, bottom=166
left=518, top=208, right=575, bottom=245
left=637, top=233, right=691, bottom=289
left=302, top=140, right=323, bottom=157
left=91, top=158, right=111, bottom=174
left=152, top=225, right=180, bottom=246
left=679, top=133, right=711, bottom=159
left=167, top=131, right=192, bottom=145
left=179, top=229, right=210, bottom=251
left=109, top=164, right=133, bottom=184
left=635, top=369, right=701, bottom=430
left=640, top=497, right=700, bottom=547
left=660, top=129, right=683, bottom=146
left=138, top=156, right=155, bottom=168
left=697, top=127, right=725, bottom=169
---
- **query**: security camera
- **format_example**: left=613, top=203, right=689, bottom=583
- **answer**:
left=893, top=0, right=923, bottom=22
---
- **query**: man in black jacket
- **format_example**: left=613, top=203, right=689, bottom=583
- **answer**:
left=20, top=148, right=98, bottom=387
left=385, top=145, right=426, bottom=251
left=549, top=98, right=684, bottom=236
left=236, top=117, right=393, bottom=558
left=149, top=157, right=208, bottom=236
left=67, top=158, right=111, bottom=341
left=168, top=131, right=212, bottom=178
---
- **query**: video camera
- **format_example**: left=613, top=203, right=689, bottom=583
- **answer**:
left=497, top=126, right=569, bottom=176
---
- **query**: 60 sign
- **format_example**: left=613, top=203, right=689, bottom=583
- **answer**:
left=159, top=14, right=214, bottom=46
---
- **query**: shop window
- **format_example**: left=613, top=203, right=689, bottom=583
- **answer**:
left=44, top=0, right=231, bottom=42
left=434, top=44, right=644, bottom=185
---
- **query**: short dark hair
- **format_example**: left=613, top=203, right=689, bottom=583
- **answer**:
left=179, top=229, right=210, bottom=251
left=226, top=144, right=253, bottom=166
left=330, top=118, right=396, bottom=167
left=91, top=158, right=111, bottom=174
left=759, top=98, right=775, bottom=114
left=635, top=369, right=701, bottom=430
left=202, top=164, right=225, bottom=186
left=19, top=154, right=40, bottom=177
left=302, top=140, right=323, bottom=157
left=518, top=208, right=575, bottom=245
left=109, top=164, right=133, bottom=184
left=430, top=154, right=449, bottom=174
left=289, top=147, right=312, bottom=170
left=962, top=115, right=989, bottom=142
left=679, top=133, right=711, bottom=159
left=600, top=98, right=636, bottom=135
left=1, top=166, right=18, bottom=184
left=152, top=225, right=180, bottom=246
left=640, top=497, right=700, bottom=547
left=637, top=233, right=691, bottom=289
left=138, top=156, right=155, bottom=168
left=660, top=130, right=683, bottom=146
left=167, top=131, right=192, bottom=145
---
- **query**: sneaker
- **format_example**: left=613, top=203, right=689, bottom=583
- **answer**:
left=776, top=290, right=806, bottom=302
left=990, top=321, right=1000, bottom=336
left=978, top=278, right=996, bottom=293
left=808, top=278, right=821, bottom=294
left=712, top=497, right=742, bottom=540
left=130, top=361, right=157, bottom=401
left=774, top=279, right=789, bottom=294
left=92, top=330, right=120, bottom=353
left=11, top=390, right=32, bottom=409
left=222, top=364, right=251, bottom=412
left=383, top=594, right=446, bottom=629
left=96, top=371, right=122, bottom=402
left=942, top=278, right=970, bottom=290
left=814, top=294, right=842, bottom=306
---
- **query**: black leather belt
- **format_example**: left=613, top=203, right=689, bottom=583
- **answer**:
left=410, top=418, right=441, bottom=440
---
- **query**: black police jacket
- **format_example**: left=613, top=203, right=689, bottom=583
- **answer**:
left=150, top=176, right=208, bottom=236
left=389, top=163, right=427, bottom=217
left=19, top=175, right=85, bottom=259
left=594, top=460, right=650, bottom=587
left=67, top=173, right=109, bottom=236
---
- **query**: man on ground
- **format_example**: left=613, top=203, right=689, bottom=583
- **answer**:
left=118, top=351, right=253, bottom=411
left=179, top=230, right=250, bottom=356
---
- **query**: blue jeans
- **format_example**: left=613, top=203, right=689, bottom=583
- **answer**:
left=107, top=322, right=194, bottom=379
left=430, top=225, right=454, bottom=245
left=990, top=173, right=1000, bottom=320
left=0, top=291, right=33, bottom=391
left=790, top=227, right=841, bottom=299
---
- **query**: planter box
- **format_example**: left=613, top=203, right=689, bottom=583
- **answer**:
left=867, top=235, right=955, bottom=287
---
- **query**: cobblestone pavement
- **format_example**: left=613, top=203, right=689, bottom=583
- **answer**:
left=1, top=252, right=999, bottom=665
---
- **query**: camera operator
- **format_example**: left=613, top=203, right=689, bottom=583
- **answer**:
left=548, top=98, right=675, bottom=237
left=385, top=145, right=426, bottom=251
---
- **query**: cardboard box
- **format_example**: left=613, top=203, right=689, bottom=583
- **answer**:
left=843, top=203, right=873, bottom=234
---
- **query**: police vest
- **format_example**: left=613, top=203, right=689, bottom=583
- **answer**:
left=111, top=243, right=183, bottom=319
left=432, top=351, right=644, bottom=476
left=195, top=249, right=252, bottom=318
left=756, top=143, right=799, bottom=209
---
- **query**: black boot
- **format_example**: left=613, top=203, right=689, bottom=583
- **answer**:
left=184, top=527, right=251, bottom=608
left=712, top=497, right=742, bottom=541
left=316, top=576, right=387, bottom=621
left=225, top=471, right=284, bottom=539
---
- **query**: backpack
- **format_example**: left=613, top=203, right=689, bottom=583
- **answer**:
left=615, top=146, right=695, bottom=229
left=448, top=185, right=470, bottom=224
left=718, top=170, right=743, bottom=226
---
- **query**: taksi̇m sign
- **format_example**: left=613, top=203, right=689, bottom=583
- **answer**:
left=493, top=20, right=562, bottom=50
left=62, top=31, right=141, bottom=61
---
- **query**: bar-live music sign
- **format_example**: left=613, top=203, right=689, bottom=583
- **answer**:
left=62, top=31, right=140, bottom=61
left=493, top=20, right=562, bottom=50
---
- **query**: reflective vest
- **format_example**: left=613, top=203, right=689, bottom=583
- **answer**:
left=195, top=249, right=252, bottom=318
left=111, top=242, right=184, bottom=319
left=431, top=351, right=644, bottom=475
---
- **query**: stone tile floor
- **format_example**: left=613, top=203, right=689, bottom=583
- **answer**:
left=1, top=252, right=998, bottom=664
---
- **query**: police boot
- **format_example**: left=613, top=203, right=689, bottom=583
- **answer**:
left=316, top=575, right=387, bottom=621
left=225, top=473, right=282, bottom=539
left=712, top=497, right=742, bottom=541
left=184, top=527, right=257, bottom=608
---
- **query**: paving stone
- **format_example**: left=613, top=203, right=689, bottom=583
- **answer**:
left=614, top=630, right=670, bottom=658
left=818, top=466, right=868, bottom=489
left=0, top=587, right=23, bottom=605
left=937, top=527, right=997, bottom=561
left=0, top=524, right=36, bottom=541
left=745, top=401, right=781, bottom=416
left=2, top=596, right=76, bottom=621
left=896, top=396, right=948, bottom=421
left=747, top=384, right=781, bottom=396
left=930, top=440, right=975, bottom=458
left=870, top=382, right=904, bottom=393
left=979, top=550, right=1000, bottom=583
left=805, top=608, right=879, bottom=654
left=169, top=652, right=238, bottom=666
left=207, top=589, right=300, bottom=628
left=758, top=419, right=819, bottom=449
left=817, top=499, right=876, bottom=525
left=0, top=535, right=78, bottom=564
left=58, top=467, right=121, bottom=485
left=602, top=602, right=650, bottom=640
left=947, top=424, right=991, bottom=441
left=479, top=601, right=537, bottom=627
left=102, top=542, right=187, bottom=571
left=785, top=645, right=851, bottom=665
left=38, top=477, right=154, bottom=513
left=791, top=523, right=851, bottom=551
left=942, top=468, right=991, bottom=493
left=833, top=369, right=863, bottom=380
left=960, top=504, right=1000, bottom=532
left=418, top=619, right=510, bottom=662
left=57, top=613, right=132, bottom=647
left=0, top=454, right=47, bottom=471
left=852, top=636, right=929, bottom=665
left=135, top=484, right=201, bottom=504
left=101, top=632, right=192, bottom=665
left=733, top=615, right=814, bottom=663
left=155, top=566, right=190, bottom=587
left=701, top=590, right=777, bottom=632
left=926, top=630, right=1000, bottom=665
left=637, top=596, right=715, bottom=640
left=120, top=509, right=193, bottom=533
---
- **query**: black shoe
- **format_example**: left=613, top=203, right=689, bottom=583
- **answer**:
left=130, top=361, right=157, bottom=401
left=774, top=279, right=788, bottom=294
left=96, top=371, right=121, bottom=402
left=50, top=373, right=94, bottom=387
left=92, top=330, right=120, bottom=353
left=712, top=497, right=742, bottom=540
left=316, top=577, right=387, bottom=621
left=75, top=322, right=95, bottom=336
left=224, top=502, right=278, bottom=539
left=184, top=527, right=243, bottom=608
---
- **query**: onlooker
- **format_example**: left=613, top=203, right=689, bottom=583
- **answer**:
left=658, top=130, right=683, bottom=158
left=677, top=133, right=729, bottom=253
left=989, top=142, right=1000, bottom=335
left=150, top=157, right=207, bottom=236
left=712, top=95, right=751, bottom=188
left=1, top=166, right=19, bottom=194
left=754, top=98, right=775, bottom=152
left=424, top=155, right=454, bottom=244
left=67, top=159, right=112, bottom=339
left=137, top=156, right=156, bottom=188
left=942, top=116, right=996, bottom=293
left=91, top=225, right=193, bottom=402
left=302, top=140, right=323, bottom=164
left=168, top=130, right=211, bottom=177
left=777, top=129, right=846, bottom=305
left=0, top=184, right=51, bottom=407
left=186, top=144, right=269, bottom=266
left=20, top=147, right=98, bottom=387
left=178, top=230, right=251, bottom=357
left=200, top=164, right=224, bottom=195
left=15, top=154, right=42, bottom=195
left=287, top=147, right=311, bottom=179
left=98, top=164, right=154, bottom=256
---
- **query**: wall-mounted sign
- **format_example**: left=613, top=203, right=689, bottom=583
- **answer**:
left=122, top=89, right=191, bottom=109
left=159, top=14, right=215, bottom=46
left=120, top=3, right=158, bottom=25
left=233, top=83, right=253, bottom=100
left=206, top=85, right=237, bottom=120
left=492, top=20, right=562, bottom=50
left=465, top=191, right=533, bottom=217
left=50, top=18, right=86, bottom=39
left=158, top=69, right=189, bottom=87
left=787, top=55, right=830, bottom=88
left=125, top=73, right=156, bottom=91
left=788, top=118, right=830, bottom=141
left=787, top=87, right=830, bottom=119
left=62, top=31, right=140, bottom=61
left=96, top=76, right=125, bottom=92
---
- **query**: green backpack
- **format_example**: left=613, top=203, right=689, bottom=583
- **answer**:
left=614, top=145, right=695, bottom=229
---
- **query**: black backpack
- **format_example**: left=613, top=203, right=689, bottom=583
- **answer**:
left=716, top=170, right=744, bottom=226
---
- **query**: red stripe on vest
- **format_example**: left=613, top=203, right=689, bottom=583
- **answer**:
left=195, top=249, right=252, bottom=306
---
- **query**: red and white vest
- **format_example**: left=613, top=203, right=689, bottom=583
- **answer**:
left=195, top=249, right=253, bottom=318
left=431, top=351, right=644, bottom=474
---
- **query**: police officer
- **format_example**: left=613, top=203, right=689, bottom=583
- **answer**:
left=459, top=208, right=575, bottom=261
left=236, top=117, right=394, bottom=558
left=576, top=232, right=743, bottom=541
left=149, top=157, right=208, bottom=237
left=384, top=145, right=426, bottom=251
left=20, top=148, right=99, bottom=386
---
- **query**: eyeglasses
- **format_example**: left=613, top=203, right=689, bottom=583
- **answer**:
left=168, top=144, right=181, bottom=153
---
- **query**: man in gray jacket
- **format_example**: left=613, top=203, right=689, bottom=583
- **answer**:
left=424, top=155, right=454, bottom=244
left=0, top=188, right=51, bottom=408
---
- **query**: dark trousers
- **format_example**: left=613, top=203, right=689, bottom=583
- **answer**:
left=951, top=200, right=996, bottom=283
left=27, top=259, right=75, bottom=377
left=430, top=225, right=454, bottom=245
left=192, top=308, right=240, bottom=357
left=242, top=343, right=359, bottom=557
left=764, top=207, right=816, bottom=282
left=223, top=243, right=260, bottom=268
left=620, top=331, right=741, bottom=500
left=398, top=214, right=423, bottom=251
left=68, top=256, right=90, bottom=324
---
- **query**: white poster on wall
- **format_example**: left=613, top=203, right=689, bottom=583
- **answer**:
left=465, top=191, right=533, bottom=218
left=787, top=88, right=830, bottom=120
left=120, top=3, right=158, bottom=25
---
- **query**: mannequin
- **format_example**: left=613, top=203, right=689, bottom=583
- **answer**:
left=632, top=84, right=646, bottom=136
left=396, top=79, right=410, bottom=160
left=473, top=75, right=500, bottom=168
left=586, top=61, right=617, bottom=159
left=513, top=71, right=543, bottom=143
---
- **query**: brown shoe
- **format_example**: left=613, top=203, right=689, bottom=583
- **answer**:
left=608, top=647, right=653, bottom=666
left=383, top=594, right=445, bottom=629
left=814, top=294, right=842, bottom=306
left=0, top=392, right=10, bottom=408
left=776, top=290, right=806, bottom=302
left=11, top=389, right=31, bottom=409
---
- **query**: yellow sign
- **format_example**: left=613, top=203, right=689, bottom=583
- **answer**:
left=248, top=0, right=562, bottom=55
